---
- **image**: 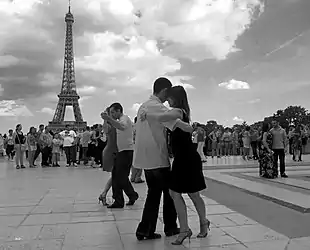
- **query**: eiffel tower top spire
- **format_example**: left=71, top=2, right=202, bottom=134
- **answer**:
left=65, top=0, right=74, bottom=23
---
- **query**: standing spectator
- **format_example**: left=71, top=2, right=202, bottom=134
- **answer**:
left=222, top=127, right=232, bottom=157
left=270, top=120, right=288, bottom=178
left=231, top=127, right=239, bottom=156
left=33, top=124, right=45, bottom=166
left=197, top=126, right=207, bottom=162
left=80, top=126, right=91, bottom=165
left=13, top=124, right=26, bottom=169
left=242, top=127, right=251, bottom=160
left=60, top=125, right=77, bottom=167
left=52, top=133, right=62, bottom=167
left=27, top=127, right=37, bottom=168
left=209, top=127, right=220, bottom=158
left=40, top=126, right=53, bottom=167
left=250, top=128, right=259, bottom=160
left=288, top=126, right=295, bottom=158
left=5, top=130, right=15, bottom=161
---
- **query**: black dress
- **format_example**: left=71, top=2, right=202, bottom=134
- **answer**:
left=169, top=111, right=206, bottom=193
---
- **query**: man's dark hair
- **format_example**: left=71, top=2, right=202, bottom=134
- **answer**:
left=153, top=77, right=172, bottom=95
left=39, top=124, right=44, bottom=129
left=65, top=124, right=70, bottom=128
left=110, top=102, right=123, bottom=113
left=8, top=129, right=13, bottom=133
left=86, top=126, right=90, bottom=131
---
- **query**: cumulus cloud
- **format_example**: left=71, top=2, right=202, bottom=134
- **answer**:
left=219, top=79, right=250, bottom=90
left=0, top=100, right=33, bottom=117
left=131, top=103, right=142, bottom=112
left=75, top=33, right=181, bottom=89
left=233, top=116, right=244, bottom=123
left=77, top=86, right=97, bottom=95
left=134, top=0, right=264, bottom=61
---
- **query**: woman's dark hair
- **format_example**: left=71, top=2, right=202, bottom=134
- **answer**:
left=168, top=86, right=190, bottom=121
left=29, top=126, right=35, bottom=134
left=261, top=122, right=270, bottom=133
left=16, top=124, right=22, bottom=130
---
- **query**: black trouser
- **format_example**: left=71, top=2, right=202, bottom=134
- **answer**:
left=64, top=146, right=77, bottom=165
left=33, top=145, right=42, bottom=163
left=251, top=141, right=258, bottom=159
left=273, top=149, right=285, bottom=175
left=136, top=167, right=178, bottom=236
left=112, top=150, right=138, bottom=206
left=6, top=145, right=15, bottom=159
left=42, top=146, right=52, bottom=166
left=78, top=145, right=83, bottom=162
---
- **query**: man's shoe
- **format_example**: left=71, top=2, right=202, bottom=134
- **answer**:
left=107, top=203, right=124, bottom=209
left=136, top=232, right=161, bottom=241
left=281, top=173, right=288, bottom=178
left=126, top=194, right=139, bottom=206
left=165, top=228, right=180, bottom=237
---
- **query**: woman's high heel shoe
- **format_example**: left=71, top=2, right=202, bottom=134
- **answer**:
left=98, top=194, right=108, bottom=206
left=171, top=229, right=192, bottom=245
left=197, top=219, right=211, bottom=238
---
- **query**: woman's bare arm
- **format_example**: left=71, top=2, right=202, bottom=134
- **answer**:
left=147, top=109, right=183, bottom=123
left=262, top=132, right=272, bottom=152
left=175, top=120, right=193, bottom=133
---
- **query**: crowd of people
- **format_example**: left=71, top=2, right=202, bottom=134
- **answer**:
left=0, top=76, right=309, bottom=245
left=195, top=123, right=309, bottom=163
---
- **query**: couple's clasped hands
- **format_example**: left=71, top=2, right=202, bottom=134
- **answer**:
left=100, top=110, right=110, bottom=120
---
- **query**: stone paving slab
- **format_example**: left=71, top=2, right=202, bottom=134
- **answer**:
left=0, top=160, right=309, bottom=249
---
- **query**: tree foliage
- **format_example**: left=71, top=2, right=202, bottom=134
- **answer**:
left=201, top=105, right=310, bottom=132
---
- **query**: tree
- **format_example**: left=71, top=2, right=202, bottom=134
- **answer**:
left=283, top=106, right=308, bottom=126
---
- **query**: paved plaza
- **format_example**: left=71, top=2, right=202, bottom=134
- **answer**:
left=0, top=156, right=310, bottom=250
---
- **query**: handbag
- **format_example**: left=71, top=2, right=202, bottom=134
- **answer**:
left=16, top=132, right=26, bottom=151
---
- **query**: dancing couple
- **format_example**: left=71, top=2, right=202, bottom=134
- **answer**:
left=99, top=103, right=139, bottom=208
left=134, top=77, right=210, bottom=245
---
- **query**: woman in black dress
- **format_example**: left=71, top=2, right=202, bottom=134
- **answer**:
left=143, top=86, right=210, bottom=245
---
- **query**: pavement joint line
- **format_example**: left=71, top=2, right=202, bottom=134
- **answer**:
left=206, top=177, right=310, bottom=214
left=17, top=189, right=51, bottom=227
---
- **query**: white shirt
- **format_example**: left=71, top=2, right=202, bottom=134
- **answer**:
left=116, top=114, right=134, bottom=152
left=133, top=95, right=178, bottom=170
left=60, top=130, right=76, bottom=147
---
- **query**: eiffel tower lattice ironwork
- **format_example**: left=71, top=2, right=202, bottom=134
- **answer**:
left=49, top=2, right=86, bottom=131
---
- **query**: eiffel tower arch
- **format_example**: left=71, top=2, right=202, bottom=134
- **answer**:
left=49, top=2, right=87, bottom=131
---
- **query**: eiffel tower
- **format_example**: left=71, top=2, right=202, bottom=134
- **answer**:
left=49, top=1, right=87, bottom=131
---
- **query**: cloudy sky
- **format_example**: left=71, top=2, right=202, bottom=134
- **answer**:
left=0, top=0, right=310, bottom=132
